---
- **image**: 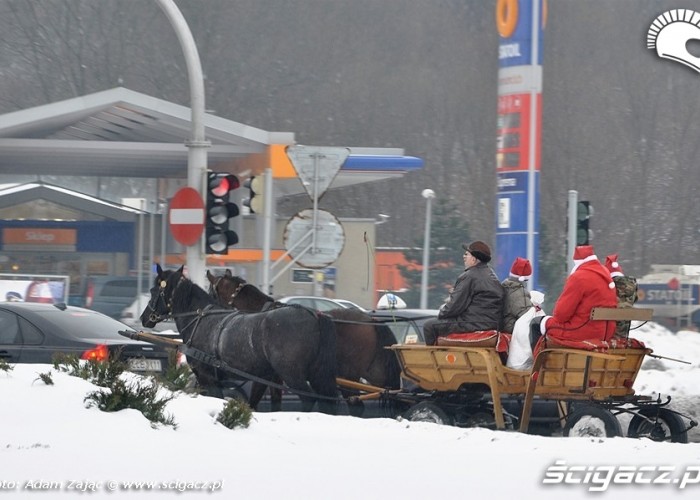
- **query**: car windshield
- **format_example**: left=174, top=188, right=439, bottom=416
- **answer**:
left=36, top=308, right=135, bottom=340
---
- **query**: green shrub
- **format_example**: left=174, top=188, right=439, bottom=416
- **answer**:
left=34, top=372, right=54, bottom=385
left=54, top=351, right=175, bottom=427
left=85, top=379, right=176, bottom=428
left=216, top=398, right=253, bottom=429
left=0, top=358, right=13, bottom=373
left=52, top=351, right=126, bottom=387
left=155, top=350, right=196, bottom=393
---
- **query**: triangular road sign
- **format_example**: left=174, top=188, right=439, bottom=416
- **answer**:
left=286, top=145, right=350, bottom=200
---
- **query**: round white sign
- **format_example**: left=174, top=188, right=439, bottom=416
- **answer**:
left=283, top=209, right=345, bottom=269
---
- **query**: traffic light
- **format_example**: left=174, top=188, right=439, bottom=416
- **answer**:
left=205, top=171, right=240, bottom=254
left=576, top=201, right=593, bottom=245
left=243, top=176, right=264, bottom=214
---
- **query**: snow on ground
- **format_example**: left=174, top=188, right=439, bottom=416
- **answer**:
left=1, top=322, right=699, bottom=499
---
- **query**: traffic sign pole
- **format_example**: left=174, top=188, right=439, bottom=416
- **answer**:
left=156, top=0, right=209, bottom=288
left=276, top=146, right=349, bottom=287
left=567, top=190, right=577, bottom=273
left=262, top=167, right=273, bottom=294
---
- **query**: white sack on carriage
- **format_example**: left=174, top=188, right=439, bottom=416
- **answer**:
left=506, top=291, right=545, bottom=371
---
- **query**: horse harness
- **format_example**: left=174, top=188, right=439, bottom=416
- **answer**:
left=146, top=274, right=231, bottom=346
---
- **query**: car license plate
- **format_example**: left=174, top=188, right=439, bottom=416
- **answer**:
left=128, top=358, right=162, bottom=372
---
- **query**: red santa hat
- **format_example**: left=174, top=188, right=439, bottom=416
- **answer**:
left=509, top=257, right=532, bottom=282
left=605, top=254, right=624, bottom=278
left=573, top=245, right=595, bottom=262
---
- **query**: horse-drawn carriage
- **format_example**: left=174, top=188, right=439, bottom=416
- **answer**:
left=341, top=306, right=697, bottom=442
left=128, top=266, right=697, bottom=443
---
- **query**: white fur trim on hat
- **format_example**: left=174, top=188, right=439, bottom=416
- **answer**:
left=509, top=272, right=532, bottom=282
left=573, top=254, right=598, bottom=266
left=540, top=315, right=552, bottom=335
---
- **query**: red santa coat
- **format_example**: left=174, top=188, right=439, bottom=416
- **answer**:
left=544, top=260, right=618, bottom=342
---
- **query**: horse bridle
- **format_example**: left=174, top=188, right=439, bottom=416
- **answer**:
left=211, top=275, right=247, bottom=308
left=145, top=274, right=186, bottom=323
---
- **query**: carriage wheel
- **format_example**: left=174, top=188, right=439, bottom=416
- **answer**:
left=460, top=411, right=498, bottom=429
left=403, top=402, right=453, bottom=426
left=627, top=408, right=688, bottom=443
left=563, top=405, right=622, bottom=438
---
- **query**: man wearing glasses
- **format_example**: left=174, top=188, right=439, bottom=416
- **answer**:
left=423, top=240, right=505, bottom=345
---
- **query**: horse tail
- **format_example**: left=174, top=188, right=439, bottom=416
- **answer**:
left=375, top=322, right=402, bottom=389
left=310, top=313, right=339, bottom=413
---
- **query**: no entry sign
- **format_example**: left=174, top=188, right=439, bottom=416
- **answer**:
left=169, top=187, right=205, bottom=246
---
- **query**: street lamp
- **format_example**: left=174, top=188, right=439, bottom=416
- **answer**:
left=420, top=189, right=435, bottom=309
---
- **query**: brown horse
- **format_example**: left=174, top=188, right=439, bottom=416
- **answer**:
left=207, top=270, right=401, bottom=409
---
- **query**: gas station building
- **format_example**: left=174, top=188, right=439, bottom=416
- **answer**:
left=0, top=88, right=422, bottom=308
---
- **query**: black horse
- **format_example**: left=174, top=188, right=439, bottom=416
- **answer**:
left=141, top=265, right=338, bottom=413
left=206, top=270, right=401, bottom=389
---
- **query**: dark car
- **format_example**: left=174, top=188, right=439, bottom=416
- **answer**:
left=367, top=308, right=439, bottom=344
left=71, top=275, right=152, bottom=319
left=0, top=302, right=170, bottom=374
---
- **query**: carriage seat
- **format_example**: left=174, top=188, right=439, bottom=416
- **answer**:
left=539, top=335, right=646, bottom=352
left=436, top=330, right=511, bottom=357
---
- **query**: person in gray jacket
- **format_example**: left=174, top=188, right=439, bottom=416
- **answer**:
left=501, top=257, right=534, bottom=333
left=423, top=240, right=505, bottom=345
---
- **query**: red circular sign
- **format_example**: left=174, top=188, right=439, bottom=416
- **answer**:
left=168, top=187, right=205, bottom=246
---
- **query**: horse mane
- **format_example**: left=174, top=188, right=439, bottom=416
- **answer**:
left=236, top=283, right=276, bottom=312
left=171, top=274, right=214, bottom=312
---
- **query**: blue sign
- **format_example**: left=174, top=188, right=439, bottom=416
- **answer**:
left=495, top=172, right=540, bottom=285
left=498, top=0, right=544, bottom=68
left=637, top=284, right=700, bottom=306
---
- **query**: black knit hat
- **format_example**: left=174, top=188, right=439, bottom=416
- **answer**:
left=462, top=240, right=492, bottom=263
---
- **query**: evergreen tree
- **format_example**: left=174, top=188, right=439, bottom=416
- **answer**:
left=537, top=221, right=568, bottom=313
left=398, top=199, right=470, bottom=308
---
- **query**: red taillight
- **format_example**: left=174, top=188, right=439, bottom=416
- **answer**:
left=81, top=344, right=109, bottom=362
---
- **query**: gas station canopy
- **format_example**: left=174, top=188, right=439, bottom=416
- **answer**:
left=0, top=87, right=422, bottom=195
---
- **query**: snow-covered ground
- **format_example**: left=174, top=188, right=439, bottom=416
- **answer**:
left=1, top=322, right=699, bottom=499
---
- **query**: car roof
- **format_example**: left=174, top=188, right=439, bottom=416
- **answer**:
left=368, top=308, right=439, bottom=318
left=0, top=301, right=141, bottom=341
left=279, top=296, right=340, bottom=301
left=0, top=301, right=72, bottom=313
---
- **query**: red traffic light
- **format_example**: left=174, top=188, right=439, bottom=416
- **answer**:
left=208, top=173, right=240, bottom=198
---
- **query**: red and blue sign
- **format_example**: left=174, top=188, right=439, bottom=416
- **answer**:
left=495, top=0, right=545, bottom=287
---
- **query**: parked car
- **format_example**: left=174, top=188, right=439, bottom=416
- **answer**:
left=277, top=295, right=360, bottom=312
left=367, top=308, right=439, bottom=344
left=333, top=298, right=368, bottom=311
left=0, top=301, right=171, bottom=374
left=71, top=275, right=153, bottom=319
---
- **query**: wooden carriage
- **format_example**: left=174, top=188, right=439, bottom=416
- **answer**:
left=367, top=307, right=695, bottom=441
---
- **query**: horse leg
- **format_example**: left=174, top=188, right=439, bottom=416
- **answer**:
left=283, top=378, right=318, bottom=412
left=269, top=377, right=283, bottom=412
left=248, top=382, right=267, bottom=410
left=191, top=364, right=224, bottom=399
left=308, top=314, right=339, bottom=415
left=247, top=378, right=283, bottom=411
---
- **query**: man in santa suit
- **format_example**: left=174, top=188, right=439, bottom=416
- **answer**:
left=536, top=245, right=618, bottom=343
